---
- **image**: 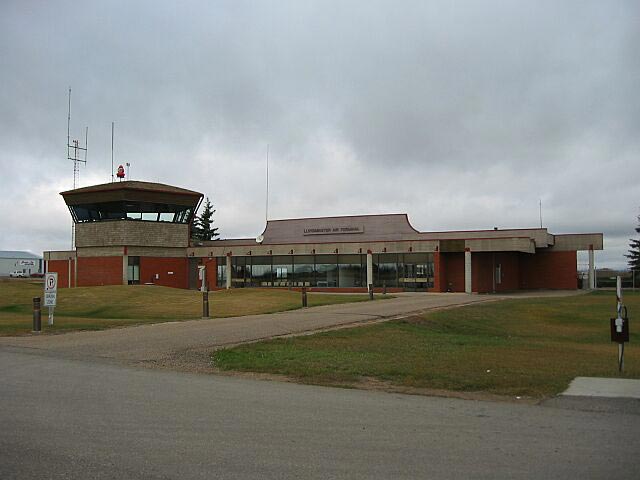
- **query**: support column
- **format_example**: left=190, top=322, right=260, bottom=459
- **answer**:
left=588, top=247, right=595, bottom=290
left=464, top=248, right=472, bottom=294
left=122, top=255, right=128, bottom=285
left=366, top=250, right=373, bottom=290
left=226, top=253, right=232, bottom=290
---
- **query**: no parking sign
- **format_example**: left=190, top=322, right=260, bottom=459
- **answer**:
left=44, top=272, right=58, bottom=307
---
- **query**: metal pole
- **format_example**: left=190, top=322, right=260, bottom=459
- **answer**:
left=619, top=343, right=624, bottom=372
left=32, top=297, right=41, bottom=332
left=48, top=306, right=54, bottom=326
left=383, top=281, right=387, bottom=295
left=111, top=121, right=114, bottom=183
left=616, top=276, right=624, bottom=372
left=202, top=290, right=209, bottom=319
left=368, top=283, right=374, bottom=301
left=301, top=287, right=307, bottom=308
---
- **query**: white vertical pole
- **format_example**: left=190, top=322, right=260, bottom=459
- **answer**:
left=366, top=251, right=373, bottom=290
left=588, top=249, right=595, bottom=290
left=226, top=255, right=232, bottom=290
left=464, top=249, right=472, bottom=294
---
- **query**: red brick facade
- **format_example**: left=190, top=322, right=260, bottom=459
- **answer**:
left=77, top=257, right=123, bottom=286
left=440, top=253, right=465, bottom=292
left=203, top=258, right=218, bottom=290
left=47, top=259, right=76, bottom=288
left=519, top=250, right=577, bottom=290
left=435, top=250, right=577, bottom=293
left=139, top=257, right=190, bottom=289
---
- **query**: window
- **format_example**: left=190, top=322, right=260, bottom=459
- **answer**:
left=127, top=256, right=140, bottom=285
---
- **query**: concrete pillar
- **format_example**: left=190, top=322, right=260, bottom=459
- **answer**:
left=122, top=255, right=129, bottom=285
left=464, top=249, right=472, bottom=294
left=226, top=254, right=232, bottom=290
left=366, top=251, right=373, bottom=289
left=588, top=248, right=595, bottom=290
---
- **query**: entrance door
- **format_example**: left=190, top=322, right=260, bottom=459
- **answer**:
left=188, top=258, right=200, bottom=290
left=127, top=256, right=140, bottom=285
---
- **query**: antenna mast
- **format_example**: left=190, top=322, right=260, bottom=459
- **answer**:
left=67, top=87, right=88, bottom=249
left=111, top=121, right=114, bottom=183
left=539, top=199, right=543, bottom=228
left=265, top=144, right=269, bottom=224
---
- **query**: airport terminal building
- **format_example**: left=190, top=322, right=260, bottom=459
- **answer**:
left=44, top=181, right=603, bottom=293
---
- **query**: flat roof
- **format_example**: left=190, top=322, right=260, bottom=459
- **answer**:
left=61, top=180, right=202, bottom=197
left=61, top=181, right=203, bottom=208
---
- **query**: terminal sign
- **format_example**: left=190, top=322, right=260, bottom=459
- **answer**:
left=303, top=225, right=364, bottom=236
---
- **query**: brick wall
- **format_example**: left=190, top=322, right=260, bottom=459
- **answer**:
left=519, top=250, right=577, bottom=290
left=203, top=258, right=217, bottom=290
left=496, top=252, right=520, bottom=292
left=140, top=257, right=189, bottom=288
left=77, top=256, right=123, bottom=286
left=442, top=252, right=465, bottom=292
left=433, top=251, right=446, bottom=292
left=47, top=259, right=75, bottom=288
left=471, top=252, right=521, bottom=293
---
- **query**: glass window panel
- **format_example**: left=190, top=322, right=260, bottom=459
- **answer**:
left=272, top=255, right=293, bottom=287
left=250, top=256, right=272, bottom=287
left=399, top=253, right=434, bottom=289
left=338, top=254, right=363, bottom=288
left=293, top=255, right=314, bottom=287
left=376, top=253, right=398, bottom=287
left=315, top=254, right=338, bottom=288
left=217, top=257, right=227, bottom=285
left=232, top=257, right=248, bottom=286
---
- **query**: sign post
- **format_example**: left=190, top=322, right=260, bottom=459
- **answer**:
left=44, top=272, right=58, bottom=326
left=610, top=276, right=630, bottom=372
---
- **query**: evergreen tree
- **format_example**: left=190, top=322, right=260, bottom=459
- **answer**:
left=192, top=197, right=220, bottom=241
left=626, top=214, right=640, bottom=281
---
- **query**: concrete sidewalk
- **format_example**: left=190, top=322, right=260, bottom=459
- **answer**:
left=562, top=377, right=640, bottom=399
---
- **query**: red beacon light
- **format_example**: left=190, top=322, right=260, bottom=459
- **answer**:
left=116, top=164, right=125, bottom=180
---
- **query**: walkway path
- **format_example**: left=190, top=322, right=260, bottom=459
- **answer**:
left=0, top=291, right=584, bottom=367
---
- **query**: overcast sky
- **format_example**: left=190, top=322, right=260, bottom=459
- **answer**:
left=1, top=0, right=638, bottom=269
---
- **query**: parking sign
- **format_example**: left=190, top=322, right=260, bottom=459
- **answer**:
left=44, top=272, right=58, bottom=307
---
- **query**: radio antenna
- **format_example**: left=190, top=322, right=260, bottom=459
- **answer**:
left=111, top=121, right=114, bottom=183
left=67, top=87, right=88, bottom=249
left=265, top=144, right=269, bottom=224
left=67, top=88, right=88, bottom=190
left=539, top=199, right=543, bottom=228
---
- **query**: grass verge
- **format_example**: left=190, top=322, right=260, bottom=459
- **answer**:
left=212, top=291, right=640, bottom=399
left=0, top=280, right=386, bottom=335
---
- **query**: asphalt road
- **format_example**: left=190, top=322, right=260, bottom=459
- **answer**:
left=2, top=347, right=639, bottom=480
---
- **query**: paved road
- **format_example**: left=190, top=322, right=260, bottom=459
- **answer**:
left=0, top=293, right=506, bottom=365
left=1, top=347, right=638, bottom=480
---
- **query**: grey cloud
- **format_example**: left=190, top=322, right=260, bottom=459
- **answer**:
left=0, top=0, right=638, bottom=269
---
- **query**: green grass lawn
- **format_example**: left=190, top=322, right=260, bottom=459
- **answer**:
left=0, top=279, right=383, bottom=335
left=213, top=290, right=640, bottom=398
